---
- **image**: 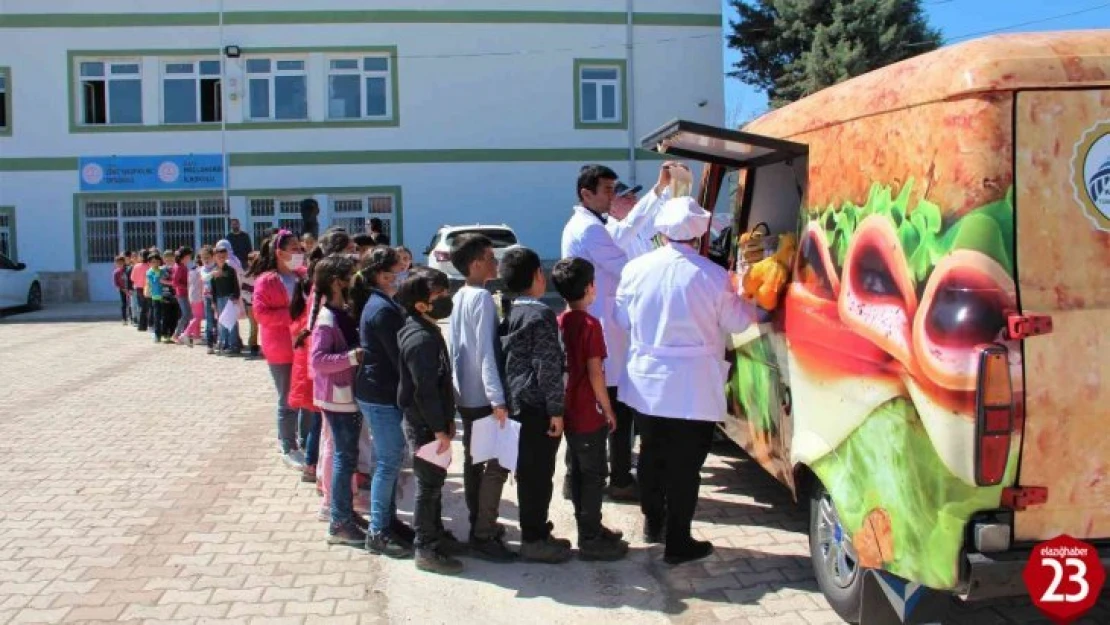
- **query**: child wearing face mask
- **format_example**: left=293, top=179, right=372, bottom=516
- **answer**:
left=394, top=246, right=413, bottom=286
left=182, top=247, right=208, bottom=345
left=172, top=247, right=195, bottom=346
left=252, top=230, right=311, bottom=469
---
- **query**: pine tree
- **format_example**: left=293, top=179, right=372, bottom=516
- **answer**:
left=727, top=0, right=942, bottom=109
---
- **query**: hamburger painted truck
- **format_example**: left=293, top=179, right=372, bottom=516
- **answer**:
left=643, top=30, right=1110, bottom=623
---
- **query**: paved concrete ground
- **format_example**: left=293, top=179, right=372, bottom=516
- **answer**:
left=0, top=320, right=1105, bottom=624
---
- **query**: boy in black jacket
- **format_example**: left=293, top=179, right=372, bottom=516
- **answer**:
left=499, top=248, right=572, bottom=564
left=396, top=267, right=464, bottom=575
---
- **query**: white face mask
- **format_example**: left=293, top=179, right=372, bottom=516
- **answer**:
left=287, top=253, right=305, bottom=271
left=392, top=270, right=409, bottom=290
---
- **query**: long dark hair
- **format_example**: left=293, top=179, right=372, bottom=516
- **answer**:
left=351, top=246, right=400, bottom=317
left=294, top=255, right=356, bottom=348
left=247, top=229, right=297, bottom=277
left=305, top=227, right=352, bottom=282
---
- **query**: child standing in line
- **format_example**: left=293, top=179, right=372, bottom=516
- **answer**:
left=159, top=250, right=180, bottom=344
left=132, top=250, right=151, bottom=332
left=123, top=251, right=137, bottom=325
left=145, top=253, right=166, bottom=343
left=499, top=247, right=573, bottom=563
left=198, top=246, right=219, bottom=354
left=172, top=247, right=194, bottom=346
left=448, top=234, right=515, bottom=562
left=394, top=246, right=413, bottom=284
left=552, top=257, right=629, bottom=561
left=306, top=255, right=368, bottom=546
left=183, top=249, right=206, bottom=344
left=396, top=267, right=465, bottom=575
left=210, top=243, right=243, bottom=356
left=113, top=255, right=129, bottom=325
left=243, top=249, right=263, bottom=360
left=289, top=275, right=322, bottom=487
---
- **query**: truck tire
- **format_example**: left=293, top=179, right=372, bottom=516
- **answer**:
left=810, top=481, right=863, bottom=623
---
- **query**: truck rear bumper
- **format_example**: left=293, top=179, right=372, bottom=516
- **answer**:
left=962, top=545, right=1110, bottom=602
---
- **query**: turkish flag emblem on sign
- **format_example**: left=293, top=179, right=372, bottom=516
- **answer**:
left=1023, top=535, right=1106, bottom=624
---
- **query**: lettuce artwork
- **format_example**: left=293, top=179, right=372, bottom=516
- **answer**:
left=729, top=334, right=778, bottom=436
left=810, top=398, right=1014, bottom=588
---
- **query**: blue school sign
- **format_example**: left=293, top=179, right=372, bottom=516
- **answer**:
left=78, top=154, right=226, bottom=192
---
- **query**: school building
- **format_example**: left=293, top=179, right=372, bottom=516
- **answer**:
left=0, top=1, right=725, bottom=303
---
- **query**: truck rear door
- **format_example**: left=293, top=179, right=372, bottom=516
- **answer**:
left=1012, top=89, right=1110, bottom=542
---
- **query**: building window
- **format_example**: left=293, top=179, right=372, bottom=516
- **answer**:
left=331, top=194, right=396, bottom=239
left=0, top=207, right=15, bottom=260
left=81, top=198, right=228, bottom=264
left=162, top=60, right=222, bottom=124
left=79, top=60, right=143, bottom=125
left=574, top=59, right=626, bottom=128
left=327, top=56, right=393, bottom=120
left=0, top=67, right=9, bottom=135
left=245, top=58, right=308, bottom=121
left=248, top=198, right=305, bottom=243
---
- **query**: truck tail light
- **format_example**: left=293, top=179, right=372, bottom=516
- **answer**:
left=975, top=345, right=1013, bottom=486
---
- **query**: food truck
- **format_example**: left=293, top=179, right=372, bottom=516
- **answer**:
left=643, top=30, right=1110, bottom=622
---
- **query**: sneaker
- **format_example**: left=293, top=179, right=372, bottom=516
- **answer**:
left=469, top=536, right=517, bottom=562
left=301, top=465, right=317, bottom=484
left=207, top=346, right=216, bottom=355
left=520, top=538, right=573, bottom=564
left=579, top=536, right=629, bottom=562
left=352, top=513, right=369, bottom=531
left=316, top=505, right=330, bottom=522
left=415, top=548, right=463, bottom=575
left=607, top=481, right=640, bottom=503
left=326, top=522, right=367, bottom=547
left=282, top=450, right=305, bottom=470
left=367, top=531, right=414, bottom=559
left=664, top=539, right=714, bottom=565
left=436, top=530, right=468, bottom=557
left=544, top=522, right=572, bottom=549
left=186, top=337, right=195, bottom=348
left=600, top=525, right=625, bottom=541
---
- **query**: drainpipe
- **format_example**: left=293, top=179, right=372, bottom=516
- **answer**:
left=218, top=0, right=230, bottom=215
left=626, top=0, right=636, bottom=185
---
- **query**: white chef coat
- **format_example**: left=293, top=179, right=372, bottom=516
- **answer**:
left=606, top=187, right=670, bottom=260
left=561, top=205, right=629, bottom=387
left=614, top=243, right=754, bottom=422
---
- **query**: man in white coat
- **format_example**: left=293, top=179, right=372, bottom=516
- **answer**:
left=560, top=164, right=641, bottom=501
left=614, top=196, right=756, bottom=565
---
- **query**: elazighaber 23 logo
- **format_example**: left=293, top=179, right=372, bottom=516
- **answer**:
left=1072, top=120, right=1110, bottom=232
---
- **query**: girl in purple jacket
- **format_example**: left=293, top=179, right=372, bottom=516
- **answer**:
left=305, top=255, right=367, bottom=547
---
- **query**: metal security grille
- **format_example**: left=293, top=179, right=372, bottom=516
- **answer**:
left=249, top=198, right=303, bottom=243
left=0, top=213, right=10, bottom=259
left=330, top=194, right=395, bottom=239
left=81, top=198, right=228, bottom=264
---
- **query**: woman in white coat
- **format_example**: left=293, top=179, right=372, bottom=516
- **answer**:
left=614, top=196, right=755, bottom=565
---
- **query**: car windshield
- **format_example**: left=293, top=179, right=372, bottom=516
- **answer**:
left=445, top=229, right=518, bottom=248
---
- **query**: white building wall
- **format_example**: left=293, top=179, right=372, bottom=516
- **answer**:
left=0, top=0, right=724, bottom=302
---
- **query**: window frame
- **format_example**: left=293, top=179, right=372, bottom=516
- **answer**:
left=329, top=193, right=398, bottom=239
left=0, top=206, right=17, bottom=262
left=573, top=58, right=628, bottom=130
left=247, top=197, right=306, bottom=243
left=75, top=57, right=144, bottom=127
left=78, top=197, right=228, bottom=267
left=325, top=54, right=395, bottom=122
left=244, top=56, right=310, bottom=122
left=160, top=58, right=223, bottom=125
left=0, top=66, right=10, bottom=137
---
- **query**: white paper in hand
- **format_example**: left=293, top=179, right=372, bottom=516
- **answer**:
left=218, top=300, right=239, bottom=331
left=415, top=441, right=452, bottom=470
left=468, top=416, right=521, bottom=473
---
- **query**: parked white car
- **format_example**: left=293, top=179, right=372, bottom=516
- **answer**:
left=0, top=253, right=42, bottom=311
left=423, top=224, right=520, bottom=288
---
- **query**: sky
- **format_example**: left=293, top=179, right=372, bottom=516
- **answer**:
left=720, top=0, right=1110, bottom=123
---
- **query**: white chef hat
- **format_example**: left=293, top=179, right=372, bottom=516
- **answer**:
left=655, top=196, right=711, bottom=241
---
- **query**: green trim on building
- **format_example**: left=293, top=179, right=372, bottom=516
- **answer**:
left=65, top=47, right=401, bottom=133
left=0, top=66, right=11, bottom=137
left=2, top=148, right=665, bottom=173
left=2, top=10, right=721, bottom=29
left=0, top=206, right=17, bottom=261
left=573, top=58, right=629, bottom=131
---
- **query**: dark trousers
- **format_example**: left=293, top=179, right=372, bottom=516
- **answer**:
left=118, top=290, right=130, bottom=322
left=204, top=295, right=218, bottom=347
left=634, top=411, right=715, bottom=549
left=460, top=406, right=509, bottom=540
left=324, top=410, right=362, bottom=527
left=160, top=298, right=179, bottom=339
left=150, top=298, right=164, bottom=339
left=607, top=387, right=636, bottom=487
left=566, top=426, right=609, bottom=541
left=303, top=411, right=322, bottom=466
left=403, top=419, right=447, bottom=550
left=515, top=407, right=560, bottom=543
left=137, top=293, right=151, bottom=331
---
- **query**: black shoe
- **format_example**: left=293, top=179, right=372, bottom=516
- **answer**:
left=415, top=548, right=463, bottom=575
left=367, top=531, right=414, bottom=559
left=327, top=522, right=367, bottom=547
left=352, top=513, right=369, bottom=531
left=664, top=539, right=714, bottom=565
left=579, top=536, right=629, bottom=562
left=607, top=481, right=640, bottom=502
left=600, top=525, right=625, bottom=542
left=543, top=522, right=572, bottom=549
left=469, top=536, right=517, bottom=563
